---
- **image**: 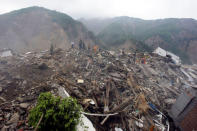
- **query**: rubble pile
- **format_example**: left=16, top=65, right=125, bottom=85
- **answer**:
left=0, top=48, right=197, bottom=130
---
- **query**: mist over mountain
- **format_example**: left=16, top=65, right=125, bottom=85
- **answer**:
left=0, top=6, right=97, bottom=53
left=0, top=6, right=197, bottom=64
left=80, top=17, right=197, bottom=64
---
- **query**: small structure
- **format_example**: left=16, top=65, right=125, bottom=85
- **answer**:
left=169, top=87, right=197, bottom=130
left=153, top=47, right=181, bottom=65
left=0, top=49, right=13, bottom=57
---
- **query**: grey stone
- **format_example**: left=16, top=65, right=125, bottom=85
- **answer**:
left=6, top=113, right=19, bottom=125
left=19, top=103, right=30, bottom=109
left=1, top=125, right=9, bottom=131
left=0, top=96, right=6, bottom=102
left=18, top=108, right=26, bottom=115
left=17, top=96, right=34, bottom=103
left=164, top=98, right=176, bottom=104
left=38, top=63, right=48, bottom=70
left=58, top=87, right=70, bottom=98
left=109, top=72, right=121, bottom=78
left=0, top=87, right=2, bottom=92
left=5, top=113, right=11, bottom=120
left=0, top=117, right=3, bottom=121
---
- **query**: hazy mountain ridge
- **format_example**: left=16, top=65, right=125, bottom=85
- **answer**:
left=0, top=6, right=97, bottom=53
left=80, top=17, right=197, bottom=64
left=0, top=6, right=197, bottom=64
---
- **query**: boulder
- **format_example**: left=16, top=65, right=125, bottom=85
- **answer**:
left=19, top=103, right=30, bottom=109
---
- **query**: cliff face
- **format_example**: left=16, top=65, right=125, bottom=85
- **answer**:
left=0, top=7, right=96, bottom=53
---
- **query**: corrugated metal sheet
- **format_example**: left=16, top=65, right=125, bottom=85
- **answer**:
left=170, top=88, right=195, bottom=118
left=169, top=88, right=197, bottom=130
left=180, top=103, right=197, bottom=130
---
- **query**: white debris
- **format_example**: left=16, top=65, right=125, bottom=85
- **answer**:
left=83, top=99, right=95, bottom=105
left=167, top=52, right=181, bottom=65
left=0, top=50, right=12, bottom=57
left=77, top=79, right=84, bottom=84
left=115, top=127, right=123, bottom=131
left=164, top=98, right=176, bottom=104
left=25, top=52, right=32, bottom=55
left=58, top=86, right=70, bottom=98
left=180, top=68, right=194, bottom=82
left=153, top=47, right=167, bottom=57
left=77, top=114, right=95, bottom=131
left=109, top=51, right=115, bottom=55
left=58, top=87, right=95, bottom=131
left=135, top=119, right=143, bottom=128
left=153, top=47, right=181, bottom=65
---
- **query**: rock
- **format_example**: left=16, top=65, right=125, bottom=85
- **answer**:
left=17, top=97, right=24, bottom=102
left=15, top=75, right=21, bottom=79
left=115, top=127, right=123, bottom=131
left=17, top=121, right=25, bottom=128
left=0, top=96, right=6, bottom=102
left=0, top=87, right=2, bottom=92
left=22, top=80, right=27, bottom=86
left=17, top=96, right=34, bottom=103
left=1, top=125, right=9, bottom=131
left=5, top=113, right=11, bottom=120
left=6, top=113, right=19, bottom=125
left=77, top=79, right=84, bottom=84
left=51, top=83, right=59, bottom=88
left=58, top=87, right=70, bottom=98
left=0, top=117, right=3, bottom=121
left=18, top=108, right=26, bottom=115
left=51, top=90, right=55, bottom=94
left=76, top=114, right=96, bottom=131
left=109, top=72, right=121, bottom=78
left=164, top=98, right=176, bottom=104
left=38, top=63, right=48, bottom=70
left=0, top=60, right=7, bottom=64
left=19, top=103, right=30, bottom=109
left=31, top=91, right=35, bottom=95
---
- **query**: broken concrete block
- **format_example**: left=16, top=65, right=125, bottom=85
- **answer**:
left=77, top=79, right=84, bottom=84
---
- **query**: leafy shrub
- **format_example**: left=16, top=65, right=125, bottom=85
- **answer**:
left=28, top=92, right=81, bottom=131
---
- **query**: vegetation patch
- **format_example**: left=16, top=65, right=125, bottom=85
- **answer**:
left=28, top=92, right=81, bottom=131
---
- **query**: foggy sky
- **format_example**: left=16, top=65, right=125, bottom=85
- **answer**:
left=0, top=0, right=197, bottom=20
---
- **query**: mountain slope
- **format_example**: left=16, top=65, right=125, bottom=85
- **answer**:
left=81, top=17, right=197, bottom=64
left=79, top=18, right=113, bottom=35
left=0, top=6, right=96, bottom=53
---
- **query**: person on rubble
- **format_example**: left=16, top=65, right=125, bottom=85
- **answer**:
left=93, top=45, right=98, bottom=53
left=79, top=39, right=86, bottom=50
left=71, top=41, right=75, bottom=48
left=87, top=44, right=91, bottom=50
left=134, top=49, right=137, bottom=64
left=82, top=41, right=86, bottom=50
left=122, top=48, right=125, bottom=56
left=79, top=39, right=83, bottom=49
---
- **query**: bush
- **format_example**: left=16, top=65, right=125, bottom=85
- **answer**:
left=28, top=92, right=81, bottom=131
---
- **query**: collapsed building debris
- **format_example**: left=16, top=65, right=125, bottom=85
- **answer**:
left=0, top=48, right=197, bottom=130
left=153, top=47, right=181, bottom=65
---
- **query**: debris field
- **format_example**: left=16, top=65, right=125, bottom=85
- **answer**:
left=0, top=48, right=197, bottom=130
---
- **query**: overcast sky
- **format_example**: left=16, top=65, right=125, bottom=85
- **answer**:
left=0, top=0, right=197, bottom=20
